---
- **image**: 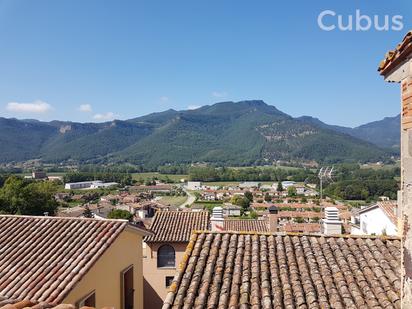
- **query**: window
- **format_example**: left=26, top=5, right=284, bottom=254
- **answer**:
left=76, top=291, right=96, bottom=308
left=121, top=265, right=134, bottom=309
left=165, top=276, right=174, bottom=288
left=157, top=244, right=175, bottom=268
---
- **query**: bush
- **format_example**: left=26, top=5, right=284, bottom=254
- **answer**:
left=107, top=209, right=133, bottom=221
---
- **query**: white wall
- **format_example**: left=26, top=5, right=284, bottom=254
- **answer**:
left=355, top=207, right=397, bottom=236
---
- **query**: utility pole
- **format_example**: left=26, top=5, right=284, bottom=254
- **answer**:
left=318, top=166, right=334, bottom=203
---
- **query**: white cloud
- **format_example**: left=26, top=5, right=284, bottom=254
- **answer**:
left=93, top=112, right=117, bottom=121
left=212, top=91, right=228, bottom=98
left=78, top=104, right=92, bottom=113
left=187, top=105, right=201, bottom=110
left=160, top=96, right=169, bottom=102
left=6, top=100, right=52, bottom=113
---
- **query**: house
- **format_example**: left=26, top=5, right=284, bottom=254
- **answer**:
left=379, top=31, right=412, bottom=304
left=239, top=181, right=260, bottom=189
left=295, top=185, right=305, bottom=195
left=351, top=201, right=398, bottom=236
left=186, top=181, right=202, bottom=190
left=32, top=170, right=47, bottom=179
left=162, top=231, right=401, bottom=308
left=0, top=215, right=151, bottom=309
left=222, top=203, right=241, bottom=216
left=143, top=211, right=209, bottom=309
left=223, top=218, right=269, bottom=232
left=90, top=182, right=118, bottom=189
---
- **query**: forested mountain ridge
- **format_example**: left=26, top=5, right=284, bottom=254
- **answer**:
left=298, top=114, right=400, bottom=150
left=0, top=100, right=397, bottom=166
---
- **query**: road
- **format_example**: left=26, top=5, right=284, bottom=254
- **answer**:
left=179, top=189, right=196, bottom=209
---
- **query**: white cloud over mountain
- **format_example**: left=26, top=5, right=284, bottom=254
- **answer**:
left=6, top=100, right=52, bottom=113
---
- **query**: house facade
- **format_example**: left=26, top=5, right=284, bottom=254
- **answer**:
left=143, top=211, right=209, bottom=309
left=0, top=215, right=150, bottom=309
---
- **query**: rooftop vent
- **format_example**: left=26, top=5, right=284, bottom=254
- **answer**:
left=211, top=206, right=224, bottom=232
left=322, top=207, right=342, bottom=235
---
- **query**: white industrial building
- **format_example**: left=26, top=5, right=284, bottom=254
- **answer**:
left=186, top=181, right=202, bottom=190
left=64, top=180, right=118, bottom=190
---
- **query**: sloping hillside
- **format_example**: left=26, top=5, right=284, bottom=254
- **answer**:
left=0, top=101, right=394, bottom=165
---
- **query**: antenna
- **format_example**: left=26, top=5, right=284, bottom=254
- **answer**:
left=318, top=166, right=334, bottom=202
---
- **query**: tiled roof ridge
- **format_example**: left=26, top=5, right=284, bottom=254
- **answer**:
left=0, top=216, right=128, bottom=304
left=52, top=221, right=126, bottom=303
left=0, top=298, right=111, bottom=309
left=163, top=231, right=401, bottom=308
left=0, top=214, right=129, bottom=223
left=191, top=229, right=401, bottom=241
left=144, top=211, right=210, bottom=243
left=379, top=30, right=412, bottom=75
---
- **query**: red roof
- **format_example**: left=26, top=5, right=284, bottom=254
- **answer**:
left=0, top=215, right=146, bottom=305
left=145, top=211, right=209, bottom=243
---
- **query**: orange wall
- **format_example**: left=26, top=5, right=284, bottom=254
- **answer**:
left=63, top=229, right=144, bottom=309
left=143, top=242, right=187, bottom=309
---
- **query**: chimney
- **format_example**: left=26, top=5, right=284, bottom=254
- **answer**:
left=268, top=205, right=278, bottom=232
left=322, top=207, right=342, bottom=235
left=210, top=207, right=224, bottom=232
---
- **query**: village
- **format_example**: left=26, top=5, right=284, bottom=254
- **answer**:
left=0, top=3, right=410, bottom=309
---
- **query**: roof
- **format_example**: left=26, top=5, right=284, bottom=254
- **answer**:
left=145, top=211, right=209, bottom=243
left=379, top=30, right=412, bottom=76
left=223, top=219, right=269, bottom=232
left=281, top=223, right=321, bottom=233
left=0, top=298, right=74, bottom=309
left=0, top=215, right=147, bottom=305
left=379, top=201, right=398, bottom=225
left=163, top=231, right=401, bottom=308
left=358, top=201, right=398, bottom=226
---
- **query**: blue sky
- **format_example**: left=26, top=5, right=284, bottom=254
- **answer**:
left=0, top=0, right=410, bottom=126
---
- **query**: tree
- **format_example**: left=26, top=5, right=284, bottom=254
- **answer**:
left=250, top=210, right=258, bottom=219
left=0, top=176, right=59, bottom=215
left=277, top=181, right=284, bottom=192
left=287, top=186, right=297, bottom=197
left=230, top=195, right=250, bottom=213
left=294, top=217, right=304, bottom=223
left=107, top=209, right=133, bottom=221
left=244, top=191, right=253, bottom=202
left=264, top=192, right=272, bottom=202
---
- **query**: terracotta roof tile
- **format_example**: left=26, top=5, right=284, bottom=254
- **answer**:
left=145, top=211, right=209, bottom=243
left=379, top=201, right=398, bottom=226
left=163, top=231, right=401, bottom=308
left=379, top=30, right=412, bottom=75
left=0, top=298, right=107, bottom=309
left=223, top=219, right=269, bottom=232
left=281, top=223, right=321, bottom=233
left=0, top=215, right=131, bottom=305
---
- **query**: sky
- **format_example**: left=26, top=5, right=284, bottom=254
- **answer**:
left=0, top=0, right=410, bottom=127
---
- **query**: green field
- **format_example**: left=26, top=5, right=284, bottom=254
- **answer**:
left=157, top=196, right=188, bottom=207
left=132, top=172, right=187, bottom=183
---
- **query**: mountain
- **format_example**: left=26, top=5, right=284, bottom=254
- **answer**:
left=0, top=101, right=396, bottom=166
left=298, top=114, right=400, bottom=151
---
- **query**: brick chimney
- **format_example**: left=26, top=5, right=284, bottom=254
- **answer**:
left=379, top=31, right=412, bottom=306
left=268, top=205, right=278, bottom=232
left=210, top=206, right=224, bottom=232
left=322, top=207, right=342, bottom=235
